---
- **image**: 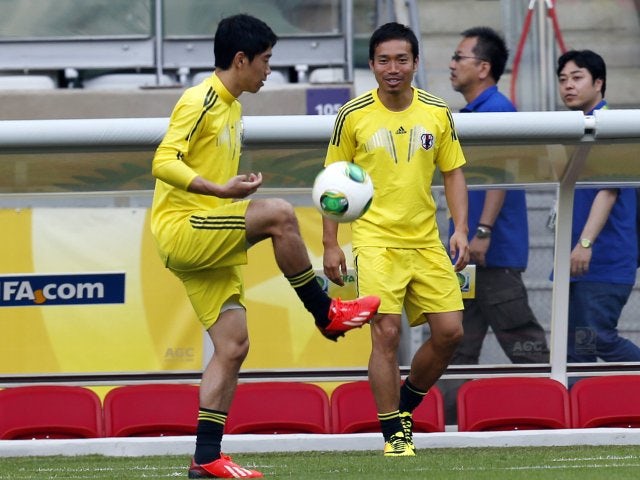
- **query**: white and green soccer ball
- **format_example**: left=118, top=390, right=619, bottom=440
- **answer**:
left=312, top=161, right=373, bottom=223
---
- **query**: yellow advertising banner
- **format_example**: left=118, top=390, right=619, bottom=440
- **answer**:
left=0, top=206, right=370, bottom=375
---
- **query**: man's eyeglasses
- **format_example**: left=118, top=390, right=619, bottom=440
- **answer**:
left=451, top=53, right=486, bottom=62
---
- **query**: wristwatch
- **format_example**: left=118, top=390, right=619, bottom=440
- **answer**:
left=580, top=238, right=592, bottom=248
left=475, top=225, right=492, bottom=239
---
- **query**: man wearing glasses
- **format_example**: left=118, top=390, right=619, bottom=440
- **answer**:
left=439, top=26, right=549, bottom=425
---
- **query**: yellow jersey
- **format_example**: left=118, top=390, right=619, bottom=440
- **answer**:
left=150, top=74, right=243, bottom=251
left=325, top=87, right=466, bottom=249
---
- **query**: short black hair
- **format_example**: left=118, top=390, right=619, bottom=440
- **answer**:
left=214, top=14, right=278, bottom=70
left=461, top=26, right=508, bottom=82
left=369, top=22, right=419, bottom=61
left=556, top=49, right=607, bottom=97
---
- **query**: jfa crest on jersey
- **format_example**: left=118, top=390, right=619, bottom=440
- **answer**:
left=421, top=133, right=434, bottom=150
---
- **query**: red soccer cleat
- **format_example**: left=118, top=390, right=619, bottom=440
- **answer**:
left=319, top=295, right=381, bottom=341
left=188, top=454, right=263, bottom=478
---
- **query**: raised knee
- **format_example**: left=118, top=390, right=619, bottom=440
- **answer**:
left=269, top=198, right=296, bottom=221
left=265, top=198, right=298, bottom=232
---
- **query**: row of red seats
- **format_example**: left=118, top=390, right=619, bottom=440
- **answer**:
left=0, top=380, right=440, bottom=439
left=0, top=376, right=638, bottom=440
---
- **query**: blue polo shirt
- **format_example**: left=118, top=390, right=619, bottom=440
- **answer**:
left=460, top=85, right=515, bottom=114
left=449, top=86, right=529, bottom=269
left=571, top=100, right=638, bottom=284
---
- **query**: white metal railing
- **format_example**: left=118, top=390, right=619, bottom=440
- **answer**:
left=6, top=110, right=640, bottom=149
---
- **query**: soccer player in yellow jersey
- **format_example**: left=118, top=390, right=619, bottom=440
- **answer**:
left=323, top=22, right=469, bottom=456
left=150, top=14, right=379, bottom=479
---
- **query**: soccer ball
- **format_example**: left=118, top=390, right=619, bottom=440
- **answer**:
left=312, top=161, right=373, bottom=223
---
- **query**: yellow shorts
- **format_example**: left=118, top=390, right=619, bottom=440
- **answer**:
left=174, top=266, right=245, bottom=330
left=163, top=200, right=250, bottom=272
left=161, top=201, right=250, bottom=329
left=354, top=245, right=463, bottom=327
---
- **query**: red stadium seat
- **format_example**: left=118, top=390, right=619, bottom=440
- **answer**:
left=225, top=382, right=330, bottom=434
left=0, top=385, right=103, bottom=439
left=103, top=383, right=199, bottom=437
left=457, top=377, right=571, bottom=431
left=570, top=375, right=640, bottom=428
left=330, top=380, right=445, bottom=434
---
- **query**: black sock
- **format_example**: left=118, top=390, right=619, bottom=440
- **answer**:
left=378, top=410, right=403, bottom=442
left=286, top=267, right=331, bottom=328
left=193, top=408, right=226, bottom=464
left=399, top=378, right=427, bottom=414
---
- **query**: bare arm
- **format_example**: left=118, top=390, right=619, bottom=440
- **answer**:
left=322, top=216, right=347, bottom=286
left=188, top=172, right=263, bottom=199
left=443, top=167, right=469, bottom=271
left=470, top=189, right=506, bottom=266
left=478, top=189, right=505, bottom=227
left=570, top=188, right=617, bottom=276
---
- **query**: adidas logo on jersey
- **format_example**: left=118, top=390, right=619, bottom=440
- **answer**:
left=395, top=126, right=407, bottom=134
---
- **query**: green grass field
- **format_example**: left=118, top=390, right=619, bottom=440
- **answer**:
left=2, top=445, right=640, bottom=479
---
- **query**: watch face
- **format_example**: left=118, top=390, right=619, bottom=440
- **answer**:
left=580, top=238, right=592, bottom=248
left=476, top=226, right=491, bottom=239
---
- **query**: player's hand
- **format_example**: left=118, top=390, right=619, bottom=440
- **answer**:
left=220, top=172, right=263, bottom=199
left=188, top=173, right=262, bottom=198
left=323, top=244, right=347, bottom=286
left=450, top=230, right=470, bottom=272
